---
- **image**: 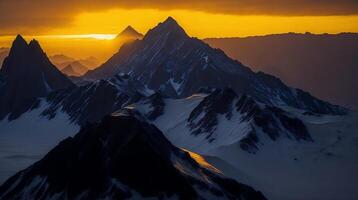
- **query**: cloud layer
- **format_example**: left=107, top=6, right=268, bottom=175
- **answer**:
left=1, top=0, right=357, bottom=35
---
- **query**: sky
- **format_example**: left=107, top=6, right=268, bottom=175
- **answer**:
left=0, top=0, right=357, bottom=61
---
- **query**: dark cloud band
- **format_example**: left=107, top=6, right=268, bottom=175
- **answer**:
left=1, top=0, right=357, bottom=35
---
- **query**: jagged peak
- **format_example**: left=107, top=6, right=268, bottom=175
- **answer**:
left=163, top=16, right=177, bottom=25
left=28, top=39, right=43, bottom=51
left=143, top=16, right=188, bottom=40
left=9, top=34, right=28, bottom=54
left=14, top=34, right=27, bottom=44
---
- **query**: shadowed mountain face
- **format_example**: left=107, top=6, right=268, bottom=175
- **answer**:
left=0, top=48, right=9, bottom=67
left=204, top=33, right=358, bottom=109
left=84, top=17, right=345, bottom=115
left=0, top=35, right=74, bottom=120
left=0, top=114, right=266, bottom=200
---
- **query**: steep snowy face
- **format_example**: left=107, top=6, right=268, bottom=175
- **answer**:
left=84, top=18, right=344, bottom=115
left=126, top=88, right=311, bottom=153
left=121, top=90, right=358, bottom=200
left=0, top=35, right=74, bottom=120
left=43, top=74, right=149, bottom=125
left=0, top=114, right=266, bottom=200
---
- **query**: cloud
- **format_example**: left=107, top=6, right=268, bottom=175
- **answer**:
left=1, top=0, right=357, bottom=35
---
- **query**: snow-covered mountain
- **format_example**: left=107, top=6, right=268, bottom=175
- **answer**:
left=121, top=89, right=358, bottom=200
left=0, top=74, right=150, bottom=185
left=84, top=17, right=345, bottom=115
left=0, top=114, right=266, bottom=200
left=122, top=88, right=312, bottom=154
left=0, top=35, right=74, bottom=120
left=43, top=74, right=150, bottom=125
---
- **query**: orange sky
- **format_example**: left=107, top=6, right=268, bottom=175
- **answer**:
left=1, top=1, right=357, bottom=61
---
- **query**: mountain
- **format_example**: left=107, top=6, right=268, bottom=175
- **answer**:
left=204, top=33, right=358, bottom=109
left=84, top=17, right=345, bottom=115
left=49, top=54, right=74, bottom=67
left=61, top=64, right=80, bottom=76
left=0, top=47, right=9, bottom=67
left=0, top=35, right=74, bottom=120
left=121, top=89, right=358, bottom=200
left=123, top=88, right=312, bottom=154
left=61, top=61, right=88, bottom=76
left=43, top=74, right=150, bottom=125
left=50, top=55, right=100, bottom=70
left=116, top=25, right=143, bottom=39
left=0, top=114, right=266, bottom=200
left=0, top=74, right=149, bottom=184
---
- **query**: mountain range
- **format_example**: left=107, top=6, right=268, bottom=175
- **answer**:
left=49, top=54, right=99, bottom=70
left=84, top=17, right=344, bottom=115
left=204, top=33, right=358, bottom=109
left=0, top=17, right=357, bottom=200
left=61, top=61, right=89, bottom=76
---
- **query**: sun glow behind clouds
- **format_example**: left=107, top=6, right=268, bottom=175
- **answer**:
left=1, top=8, right=357, bottom=62
left=49, top=8, right=358, bottom=38
left=43, top=34, right=117, bottom=40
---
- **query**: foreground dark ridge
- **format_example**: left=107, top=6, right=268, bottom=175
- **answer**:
left=0, top=114, right=266, bottom=200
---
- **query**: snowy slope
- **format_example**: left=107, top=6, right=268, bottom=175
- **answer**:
left=207, top=110, right=358, bottom=200
left=125, top=90, right=358, bottom=200
left=0, top=99, right=79, bottom=184
left=131, top=88, right=311, bottom=153
left=0, top=114, right=266, bottom=200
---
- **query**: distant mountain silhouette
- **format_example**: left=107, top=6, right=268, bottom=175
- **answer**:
left=50, top=54, right=100, bottom=70
left=205, top=33, right=358, bottom=109
left=61, top=61, right=88, bottom=76
left=0, top=35, right=74, bottom=120
left=84, top=17, right=345, bottom=115
left=116, top=25, right=143, bottom=39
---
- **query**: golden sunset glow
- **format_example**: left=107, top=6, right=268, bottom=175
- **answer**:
left=1, top=7, right=358, bottom=62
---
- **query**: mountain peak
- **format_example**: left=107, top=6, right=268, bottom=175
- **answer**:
left=117, top=25, right=143, bottom=38
left=28, top=39, right=40, bottom=47
left=14, top=34, right=26, bottom=44
left=163, top=16, right=177, bottom=25
left=143, top=16, right=187, bottom=41
left=28, top=39, right=43, bottom=52
left=10, top=34, right=28, bottom=54
left=0, top=35, right=74, bottom=120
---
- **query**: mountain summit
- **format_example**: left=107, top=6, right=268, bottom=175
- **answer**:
left=116, top=25, right=143, bottom=39
left=84, top=17, right=344, bottom=115
left=0, top=35, right=74, bottom=120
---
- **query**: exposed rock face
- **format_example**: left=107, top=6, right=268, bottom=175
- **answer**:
left=0, top=114, right=266, bottom=200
